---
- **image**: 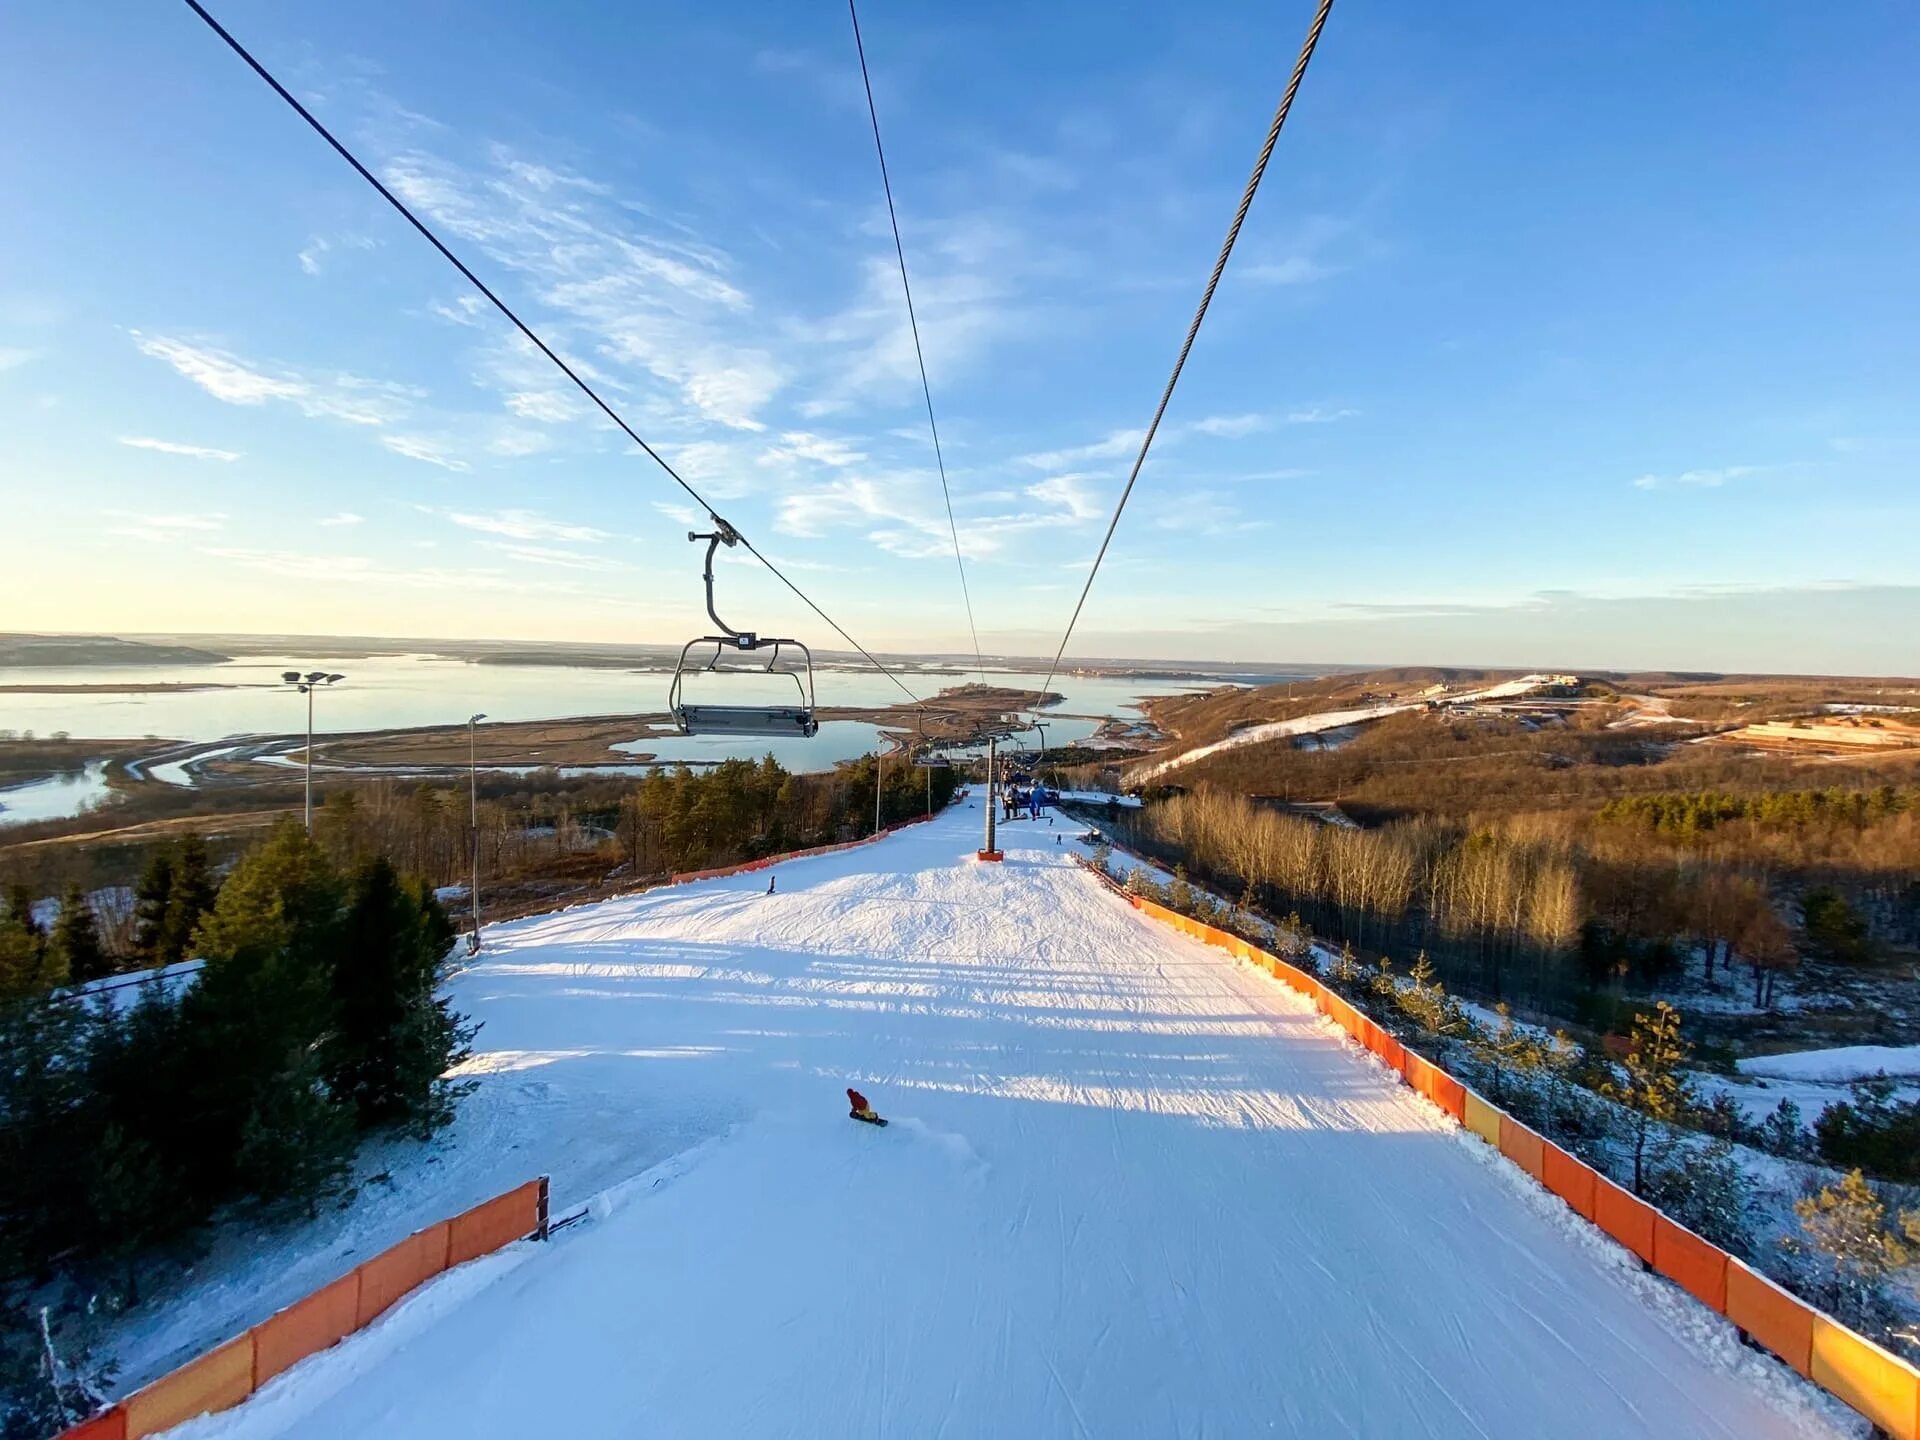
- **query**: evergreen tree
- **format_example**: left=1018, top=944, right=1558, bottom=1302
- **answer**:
left=1600, top=1001, right=1696, bottom=1194
left=156, top=834, right=217, bottom=966
left=1799, top=887, right=1872, bottom=965
left=1168, top=865, right=1192, bottom=914
left=1815, top=1076, right=1920, bottom=1182
left=50, top=885, right=109, bottom=986
left=83, top=1124, right=176, bottom=1306
left=1644, top=1136, right=1750, bottom=1254
left=327, top=858, right=473, bottom=1134
left=234, top=1044, right=355, bottom=1219
left=1757, top=1097, right=1809, bottom=1158
left=180, top=823, right=344, bottom=1201
left=129, top=850, right=174, bottom=962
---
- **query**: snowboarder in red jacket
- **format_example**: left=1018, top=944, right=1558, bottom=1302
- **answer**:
left=847, top=1087, right=886, bottom=1126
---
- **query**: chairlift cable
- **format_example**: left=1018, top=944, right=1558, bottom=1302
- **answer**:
left=1025, top=0, right=1335, bottom=721
left=178, top=0, right=924, bottom=709
left=847, top=0, right=988, bottom=689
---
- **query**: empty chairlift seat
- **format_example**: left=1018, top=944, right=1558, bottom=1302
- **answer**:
left=668, top=523, right=821, bottom=739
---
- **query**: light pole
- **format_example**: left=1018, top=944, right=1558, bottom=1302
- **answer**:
left=281, top=670, right=344, bottom=832
left=467, top=713, right=486, bottom=955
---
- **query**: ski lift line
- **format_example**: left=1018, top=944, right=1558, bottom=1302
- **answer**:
left=178, top=0, right=926, bottom=712
left=1023, top=0, right=1336, bottom=721
left=847, top=0, right=987, bottom=688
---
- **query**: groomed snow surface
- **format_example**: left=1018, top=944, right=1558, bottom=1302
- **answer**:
left=169, top=804, right=1854, bottom=1439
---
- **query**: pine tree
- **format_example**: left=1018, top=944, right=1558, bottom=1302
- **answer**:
left=1168, top=865, right=1192, bottom=914
left=84, top=1124, right=176, bottom=1306
left=1782, top=1169, right=1912, bottom=1325
left=1400, top=952, right=1469, bottom=1040
left=50, top=885, right=109, bottom=986
left=327, top=858, right=473, bottom=1134
left=129, top=850, right=174, bottom=962
left=1600, top=1001, right=1696, bottom=1194
left=1645, top=1136, right=1751, bottom=1254
left=1758, top=1097, right=1809, bottom=1158
left=156, top=833, right=217, bottom=966
left=234, top=1045, right=355, bottom=1219
left=180, top=823, right=344, bottom=1200
left=1332, top=941, right=1360, bottom=989
left=0, top=889, right=63, bottom=1001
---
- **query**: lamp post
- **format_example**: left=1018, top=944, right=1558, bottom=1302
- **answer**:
left=281, top=670, right=344, bottom=832
left=467, top=713, right=486, bottom=955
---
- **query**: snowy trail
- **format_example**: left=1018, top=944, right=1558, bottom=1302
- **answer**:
left=174, top=805, right=1846, bottom=1439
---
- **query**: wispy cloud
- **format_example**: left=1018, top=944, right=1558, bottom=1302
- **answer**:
left=0, top=346, right=36, bottom=373
left=1025, top=474, right=1104, bottom=522
left=1186, top=413, right=1268, bottom=438
left=440, top=507, right=611, bottom=543
left=1017, top=413, right=1282, bottom=470
left=381, top=145, right=779, bottom=431
left=1631, top=465, right=1760, bottom=491
left=109, top=510, right=228, bottom=541
left=118, top=435, right=241, bottom=462
left=1283, top=405, right=1359, bottom=425
left=297, top=234, right=376, bottom=276
left=319, top=511, right=364, bottom=527
left=202, top=545, right=597, bottom=597
left=477, top=541, right=621, bottom=571
left=653, top=501, right=702, bottom=528
left=759, top=431, right=866, bottom=469
left=381, top=433, right=471, bottom=472
left=132, top=332, right=419, bottom=427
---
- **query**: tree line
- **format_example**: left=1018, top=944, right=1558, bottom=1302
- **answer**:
left=1089, top=787, right=1894, bottom=1014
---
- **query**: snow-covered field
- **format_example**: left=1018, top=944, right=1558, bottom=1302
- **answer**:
left=158, top=803, right=1854, bottom=1439
left=1738, top=1044, right=1920, bottom=1084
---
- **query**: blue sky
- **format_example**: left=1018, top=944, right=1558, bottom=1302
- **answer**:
left=3, top=0, right=1917, bottom=672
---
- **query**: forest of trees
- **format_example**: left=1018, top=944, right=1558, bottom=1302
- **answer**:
left=0, top=826, right=472, bottom=1436
left=1091, top=783, right=1910, bottom=1016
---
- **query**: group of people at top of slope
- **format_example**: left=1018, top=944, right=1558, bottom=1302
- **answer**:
left=1000, top=783, right=1056, bottom=823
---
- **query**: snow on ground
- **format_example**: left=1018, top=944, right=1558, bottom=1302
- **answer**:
left=160, top=803, right=1853, bottom=1439
left=1738, top=1044, right=1920, bottom=1083
left=1130, top=674, right=1558, bottom=781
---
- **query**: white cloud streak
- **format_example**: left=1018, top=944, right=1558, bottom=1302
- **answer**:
left=118, top=436, right=241, bottom=462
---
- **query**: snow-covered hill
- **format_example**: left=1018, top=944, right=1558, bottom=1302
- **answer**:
left=167, top=802, right=1845, bottom=1439
left=1129, top=674, right=1560, bottom=782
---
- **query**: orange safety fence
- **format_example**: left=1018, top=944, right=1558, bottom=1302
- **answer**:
left=1101, top=870, right=1920, bottom=1440
left=62, top=1177, right=549, bottom=1440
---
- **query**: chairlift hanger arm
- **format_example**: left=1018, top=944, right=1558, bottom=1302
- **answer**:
left=690, top=524, right=753, bottom=646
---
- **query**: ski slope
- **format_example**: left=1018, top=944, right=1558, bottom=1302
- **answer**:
left=175, top=803, right=1847, bottom=1440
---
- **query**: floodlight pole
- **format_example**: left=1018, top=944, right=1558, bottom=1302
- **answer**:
left=468, top=713, right=487, bottom=954
left=304, top=683, right=316, bottom=832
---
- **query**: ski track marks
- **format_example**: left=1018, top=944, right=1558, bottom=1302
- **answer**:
left=172, top=804, right=1855, bottom=1440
